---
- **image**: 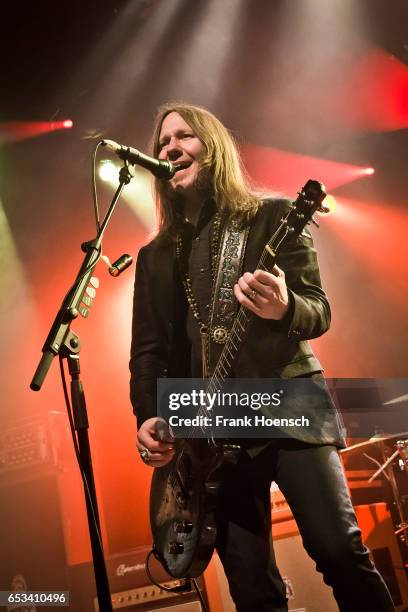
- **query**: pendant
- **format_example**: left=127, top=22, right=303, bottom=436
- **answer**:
left=212, top=326, right=229, bottom=344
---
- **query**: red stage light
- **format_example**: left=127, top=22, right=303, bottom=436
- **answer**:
left=240, top=144, right=376, bottom=194
left=0, top=120, right=74, bottom=143
left=336, top=49, right=408, bottom=132
left=320, top=196, right=408, bottom=309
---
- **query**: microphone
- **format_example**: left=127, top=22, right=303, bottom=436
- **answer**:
left=101, top=139, right=175, bottom=180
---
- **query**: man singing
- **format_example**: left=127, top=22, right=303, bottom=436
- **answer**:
left=130, top=103, right=394, bottom=611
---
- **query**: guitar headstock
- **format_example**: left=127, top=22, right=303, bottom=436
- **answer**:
left=288, top=179, right=328, bottom=234
left=263, top=179, right=329, bottom=265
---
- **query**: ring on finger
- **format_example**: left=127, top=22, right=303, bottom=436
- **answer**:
left=248, top=289, right=257, bottom=300
left=139, top=448, right=151, bottom=463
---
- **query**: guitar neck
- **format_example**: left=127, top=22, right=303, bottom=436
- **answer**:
left=207, top=180, right=326, bottom=392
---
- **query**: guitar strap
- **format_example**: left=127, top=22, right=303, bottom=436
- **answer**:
left=206, top=219, right=250, bottom=376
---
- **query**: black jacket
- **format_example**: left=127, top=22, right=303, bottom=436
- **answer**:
left=130, top=199, right=345, bottom=447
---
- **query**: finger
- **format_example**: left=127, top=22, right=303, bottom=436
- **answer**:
left=254, top=264, right=285, bottom=280
left=237, top=275, right=268, bottom=304
left=139, top=423, right=174, bottom=448
left=237, top=275, right=251, bottom=294
left=242, top=272, right=274, bottom=299
left=145, top=456, right=174, bottom=468
left=137, top=445, right=175, bottom=463
left=253, top=268, right=284, bottom=285
left=234, top=283, right=261, bottom=314
left=271, top=264, right=284, bottom=278
left=138, top=450, right=174, bottom=468
left=144, top=448, right=175, bottom=462
left=137, top=436, right=174, bottom=453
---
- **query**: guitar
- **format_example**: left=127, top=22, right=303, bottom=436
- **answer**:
left=150, top=180, right=328, bottom=578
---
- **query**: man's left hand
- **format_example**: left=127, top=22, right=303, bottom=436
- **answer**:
left=234, top=266, right=289, bottom=320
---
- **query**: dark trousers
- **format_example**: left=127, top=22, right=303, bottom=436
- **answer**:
left=215, top=440, right=395, bottom=612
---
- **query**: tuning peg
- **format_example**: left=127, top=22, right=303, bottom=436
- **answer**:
left=79, top=305, right=89, bottom=318
left=79, top=277, right=99, bottom=316
left=310, top=216, right=320, bottom=228
left=82, top=294, right=93, bottom=307
left=317, top=204, right=330, bottom=214
left=85, top=286, right=97, bottom=299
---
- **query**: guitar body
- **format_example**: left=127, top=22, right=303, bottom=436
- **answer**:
left=149, top=180, right=327, bottom=578
left=150, top=438, right=240, bottom=578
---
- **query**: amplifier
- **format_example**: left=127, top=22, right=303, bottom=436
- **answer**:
left=0, top=411, right=72, bottom=484
left=69, top=547, right=207, bottom=611
left=271, top=471, right=387, bottom=522
left=356, top=503, right=408, bottom=611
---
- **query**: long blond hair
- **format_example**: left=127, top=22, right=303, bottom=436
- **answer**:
left=151, top=102, right=261, bottom=237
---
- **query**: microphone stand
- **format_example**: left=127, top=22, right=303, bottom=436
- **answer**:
left=30, top=162, right=134, bottom=612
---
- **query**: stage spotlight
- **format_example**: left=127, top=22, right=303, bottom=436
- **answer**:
left=99, top=160, right=118, bottom=182
left=0, top=120, right=74, bottom=143
left=240, top=144, right=378, bottom=193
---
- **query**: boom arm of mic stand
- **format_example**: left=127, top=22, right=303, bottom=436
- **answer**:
left=30, top=166, right=131, bottom=391
left=30, top=243, right=100, bottom=390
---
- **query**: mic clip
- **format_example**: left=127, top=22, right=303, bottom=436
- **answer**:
left=109, top=254, right=133, bottom=277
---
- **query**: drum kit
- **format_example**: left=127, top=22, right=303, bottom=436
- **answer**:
left=340, top=431, right=408, bottom=546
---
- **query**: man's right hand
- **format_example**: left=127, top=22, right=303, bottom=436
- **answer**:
left=136, top=417, right=175, bottom=468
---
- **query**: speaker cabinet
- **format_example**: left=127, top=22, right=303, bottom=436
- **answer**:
left=207, top=541, right=337, bottom=612
left=0, top=472, right=69, bottom=592
left=356, top=503, right=408, bottom=612
left=273, top=533, right=338, bottom=612
left=0, top=460, right=95, bottom=598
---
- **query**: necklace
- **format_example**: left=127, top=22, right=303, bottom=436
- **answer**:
left=176, top=211, right=222, bottom=376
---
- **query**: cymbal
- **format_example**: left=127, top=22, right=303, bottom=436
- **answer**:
left=383, top=393, right=408, bottom=405
left=340, top=432, right=408, bottom=456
